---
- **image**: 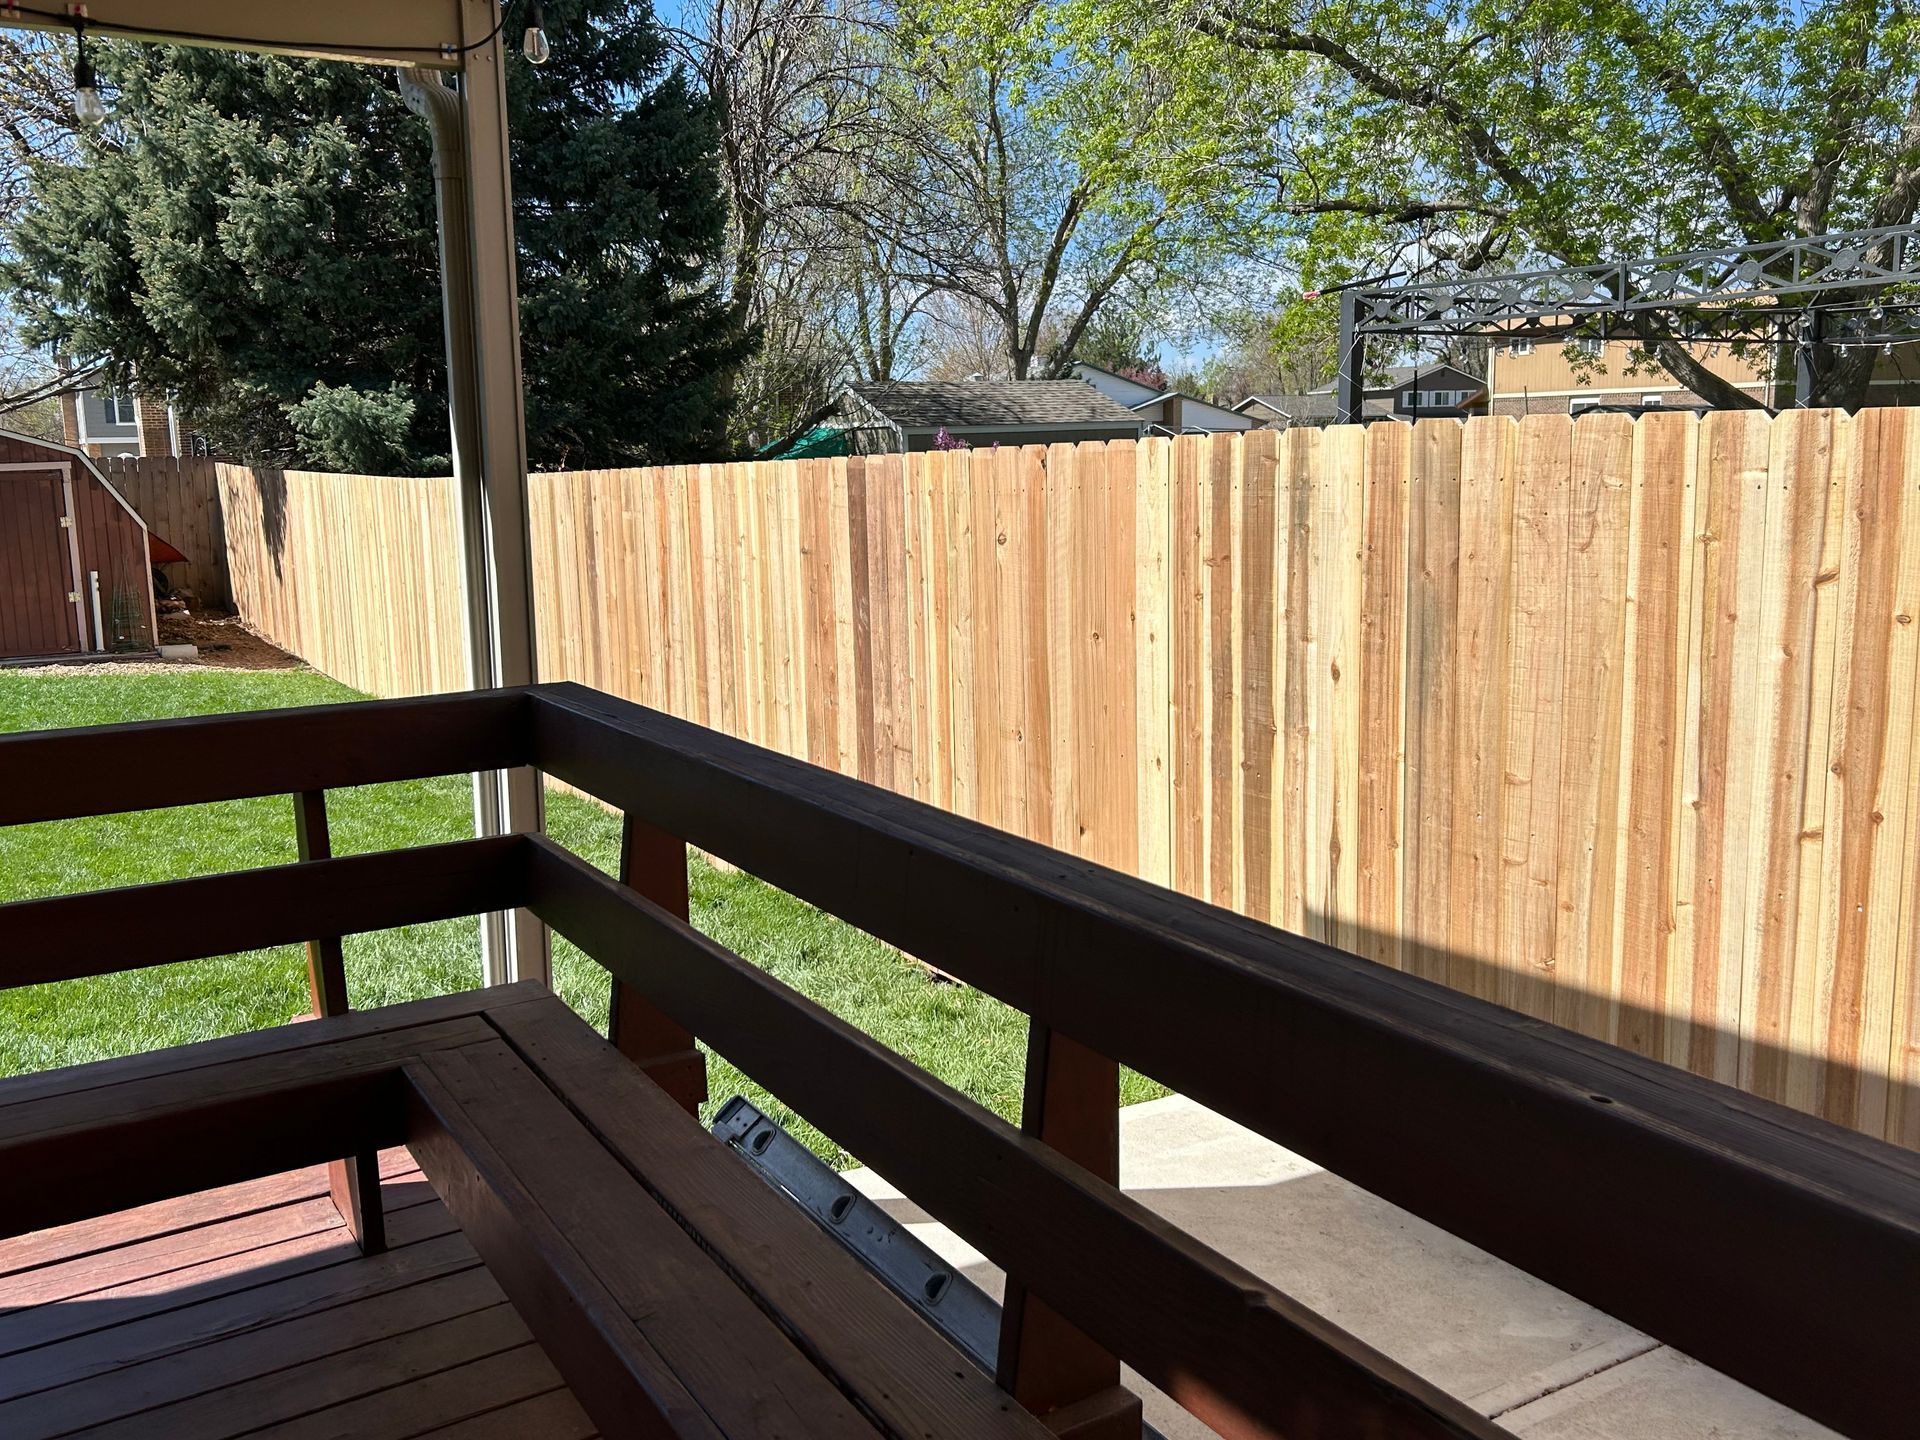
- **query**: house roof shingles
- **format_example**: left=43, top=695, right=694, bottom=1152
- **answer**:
left=1305, top=363, right=1484, bottom=396
left=848, top=380, right=1141, bottom=430
left=1239, top=392, right=1340, bottom=421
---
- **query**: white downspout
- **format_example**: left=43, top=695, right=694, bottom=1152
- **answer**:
left=399, top=60, right=550, bottom=987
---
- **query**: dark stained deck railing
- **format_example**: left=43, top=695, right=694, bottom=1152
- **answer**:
left=1, top=681, right=1915, bottom=1440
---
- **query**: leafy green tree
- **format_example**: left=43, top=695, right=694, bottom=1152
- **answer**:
left=873, top=0, right=1259, bottom=379
left=1072, top=308, right=1163, bottom=379
left=999, top=0, right=1920, bottom=407
left=2, top=4, right=748, bottom=469
left=1193, top=294, right=1337, bottom=401
left=288, top=382, right=422, bottom=474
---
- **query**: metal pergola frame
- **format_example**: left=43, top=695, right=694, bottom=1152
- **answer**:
left=0, top=0, right=549, bottom=983
left=1335, top=223, right=1920, bottom=422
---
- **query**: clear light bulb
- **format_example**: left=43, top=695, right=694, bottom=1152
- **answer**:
left=523, top=0, right=551, bottom=64
left=73, top=33, right=107, bottom=125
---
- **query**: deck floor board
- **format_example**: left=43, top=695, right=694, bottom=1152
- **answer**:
left=0, top=1150, right=596, bottom=1439
left=0, top=1180, right=457, bottom=1362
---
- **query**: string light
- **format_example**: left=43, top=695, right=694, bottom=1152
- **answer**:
left=12, top=1, right=556, bottom=124
left=522, top=0, right=551, bottom=65
left=71, top=21, right=105, bottom=125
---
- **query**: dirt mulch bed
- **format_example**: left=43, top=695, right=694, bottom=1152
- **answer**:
left=157, top=605, right=305, bottom=670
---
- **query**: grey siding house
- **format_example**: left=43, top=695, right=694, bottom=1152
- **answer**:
left=1236, top=364, right=1487, bottom=429
left=59, top=377, right=188, bottom=459
left=825, top=381, right=1144, bottom=453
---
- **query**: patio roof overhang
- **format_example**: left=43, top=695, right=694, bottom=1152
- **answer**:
left=0, top=1, right=472, bottom=68
left=0, top=0, right=548, bottom=984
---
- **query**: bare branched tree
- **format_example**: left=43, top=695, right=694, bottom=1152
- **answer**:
left=671, top=0, right=940, bottom=438
left=0, top=32, right=90, bottom=423
left=850, top=2, right=1254, bottom=380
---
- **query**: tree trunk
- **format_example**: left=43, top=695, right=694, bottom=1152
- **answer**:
left=1807, top=345, right=1877, bottom=409
left=1647, top=337, right=1769, bottom=411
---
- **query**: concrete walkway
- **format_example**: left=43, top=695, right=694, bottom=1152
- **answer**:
left=843, top=1096, right=1837, bottom=1439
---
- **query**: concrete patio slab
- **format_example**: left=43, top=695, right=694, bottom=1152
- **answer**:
left=842, top=1095, right=1841, bottom=1439
left=1498, top=1347, right=1837, bottom=1438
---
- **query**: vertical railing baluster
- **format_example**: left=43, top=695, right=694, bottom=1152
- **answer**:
left=607, top=813, right=707, bottom=1116
left=293, top=789, right=385, bottom=1253
left=997, top=1024, right=1142, bottom=1438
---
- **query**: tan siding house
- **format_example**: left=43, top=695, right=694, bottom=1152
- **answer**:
left=1486, top=339, right=1779, bottom=415
left=1488, top=336, right=1920, bottom=414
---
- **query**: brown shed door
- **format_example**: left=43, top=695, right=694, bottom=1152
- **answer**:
left=0, top=469, right=84, bottom=658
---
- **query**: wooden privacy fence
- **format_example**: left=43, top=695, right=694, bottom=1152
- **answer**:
left=218, top=464, right=470, bottom=696
left=210, top=411, right=1920, bottom=1148
left=102, top=456, right=230, bottom=606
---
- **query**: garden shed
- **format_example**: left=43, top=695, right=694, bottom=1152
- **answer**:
left=0, top=429, right=157, bottom=659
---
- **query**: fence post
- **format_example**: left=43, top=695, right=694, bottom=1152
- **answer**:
left=292, top=790, right=385, bottom=1253
left=997, top=1024, right=1142, bottom=1438
left=607, top=813, right=708, bottom=1115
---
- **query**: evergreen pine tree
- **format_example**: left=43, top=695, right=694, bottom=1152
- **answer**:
left=2, top=2, right=748, bottom=470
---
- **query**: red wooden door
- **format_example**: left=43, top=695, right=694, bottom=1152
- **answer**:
left=0, top=469, right=84, bottom=658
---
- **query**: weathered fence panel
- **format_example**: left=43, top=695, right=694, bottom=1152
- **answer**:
left=208, top=412, right=1920, bottom=1147
left=102, top=456, right=229, bottom=606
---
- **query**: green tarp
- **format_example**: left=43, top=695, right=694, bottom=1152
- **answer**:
left=758, top=425, right=851, bottom=460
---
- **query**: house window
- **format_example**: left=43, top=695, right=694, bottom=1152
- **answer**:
left=1507, top=341, right=1534, bottom=356
left=1405, top=388, right=1465, bottom=409
left=100, top=392, right=135, bottom=426
left=1640, top=394, right=1664, bottom=407
left=1570, top=338, right=1603, bottom=357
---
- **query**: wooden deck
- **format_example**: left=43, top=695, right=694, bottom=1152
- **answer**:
left=2, top=683, right=1915, bottom=1440
left=0, top=985, right=1052, bottom=1440
left=0, top=1149, right=595, bottom=1439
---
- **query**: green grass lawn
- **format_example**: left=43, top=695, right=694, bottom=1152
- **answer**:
left=0, top=666, right=1164, bottom=1165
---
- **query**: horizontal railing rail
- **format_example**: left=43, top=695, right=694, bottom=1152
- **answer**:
left=526, top=833, right=1493, bottom=1440
left=531, top=681, right=1920, bottom=1440
left=530, top=682, right=1920, bottom=1440
left=0, top=687, right=538, bottom=1258
left=0, top=837, right=529, bottom=989
left=0, top=682, right=1914, bottom=1440
left=0, top=688, right=534, bottom=827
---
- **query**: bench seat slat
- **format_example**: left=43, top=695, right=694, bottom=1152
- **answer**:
left=488, top=999, right=1051, bottom=1440
left=406, top=1033, right=886, bottom=1439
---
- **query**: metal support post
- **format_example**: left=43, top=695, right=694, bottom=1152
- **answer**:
left=1336, top=290, right=1365, bottom=425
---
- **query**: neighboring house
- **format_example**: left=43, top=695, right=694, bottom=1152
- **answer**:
left=1236, top=364, right=1487, bottom=428
left=1130, top=390, right=1254, bottom=435
left=58, top=375, right=192, bottom=459
left=1233, top=392, right=1339, bottom=429
left=1487, top=338, right=1774, bottom=415
left=1486, top=335, right=1920, bottom=415
left=1070, top=361, right=1254, bottom=435
left=795, top=380, right=1144, bottom=455
left=1070, top=361, right=1163, bottom=410
left=1366, top=363, right=1487, bottom=421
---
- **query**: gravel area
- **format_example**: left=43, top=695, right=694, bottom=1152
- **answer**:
left=5, top=608, right=305, bottom=675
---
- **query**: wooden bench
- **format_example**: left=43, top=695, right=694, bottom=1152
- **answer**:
left=0, top=985, right=1048, bottom=1440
